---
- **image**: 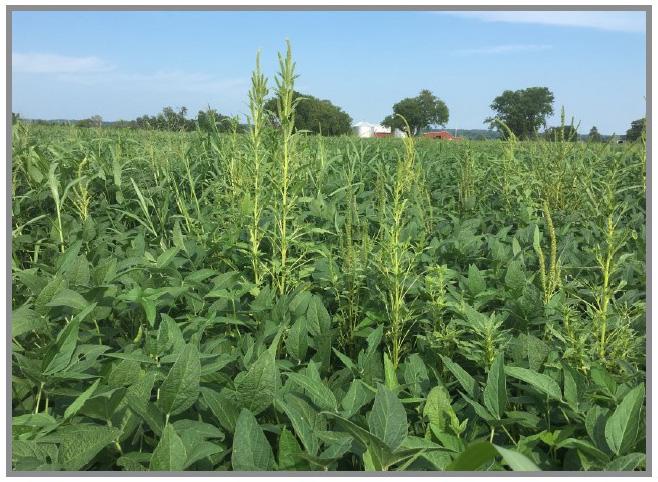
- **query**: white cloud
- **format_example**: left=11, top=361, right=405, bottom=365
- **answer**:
left=55, top=70, right=248, bottom=95
left=12, top=52, right=115, bottom=73
left=454, top=44, right=552, bottom=55
left=446, top=11, right=645, bottom=33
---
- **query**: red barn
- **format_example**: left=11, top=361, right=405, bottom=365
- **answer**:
left=373, top=132, right=392, bottom=138
left=424, top=130, right=455, bottom=140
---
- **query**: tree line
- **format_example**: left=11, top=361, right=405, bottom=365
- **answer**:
left=13, top=86, right=645, bottom=142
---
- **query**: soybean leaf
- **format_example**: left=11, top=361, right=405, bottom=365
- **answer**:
left=367, top=384, right=407, bottom=452
left=286, top=372, right=337, bottom=412
left=158, top=343, right=201, bottom=417
left=231, top=409, right=274, bottom=471
left=233, top=349, right=280, bottom=416
left=504, top=366, right=562, bottom=401
left=605, top=384, right=645, bottom=456
left=150, top=423, right=187, bottom=471
left=63, top=379, right=100, bottom=421
left=484, top=353, right=507, bottom=420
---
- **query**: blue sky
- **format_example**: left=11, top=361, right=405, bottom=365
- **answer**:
left=11, top=10, right=646, bottom=134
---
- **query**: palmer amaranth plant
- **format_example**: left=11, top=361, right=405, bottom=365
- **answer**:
left=11, top=43, right=646, bottom=473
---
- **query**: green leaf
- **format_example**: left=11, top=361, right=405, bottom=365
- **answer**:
left=367, top=384, right=407, bottom=452
left=40, top=423, right=121, bottom=471
left=424, top=385, right=457, bottom=433
left=383, top=352, right=399, bottom=390
left=285, top=317, right=308, bottom=362
left=440, top=355, right=478, bottom=399
left=286, top=372, right=337, bottom=412
left=173, top=220, right=187, bottom=253
left=504, top=366, right=562, bottom=401
left=156, top=247, right=180, bottom=269
left=605, top=383, right=645, bottom=456
left=494, top=445, right=541, bottom=471
left=306, top=295, right=331, bottom=335
left=276, top=393, right=322, bottom=456
left=483, top=353, right=507, bottom=420
left=45, top=288, right=88, bottom=311
left=64, top=379, right=100, bottom=421
left=233, top=349, right=280, bottom=416
left=504, top=260, right=526, bottom=295
left=342, top=379, right=375, bottom=419
left=604, top=453, right=645, bottom=471
left=278, top=427, right=304, bottom=470
left=447, top=441, right=540, bottom=471
left=201, top=387, right=240, bottom=434
left=231, top=409, right=274, bottom=471
left=12, top=304, right=46, bottom=338
left=466, top=264, right=486, bottom=295
left=150, top=423, right=187, bottom=471
left=42, top=304, right=96, bottom=375
left=158, top=343, right=201, bottom=416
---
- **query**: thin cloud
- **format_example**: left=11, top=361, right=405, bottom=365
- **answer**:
left=445, top=11, right=645, bottom=33
left=55, top=70, right=248, bottom=95
left=454, top=44, right=552, bottom=55
left=13, top=52, right=115, bottom=73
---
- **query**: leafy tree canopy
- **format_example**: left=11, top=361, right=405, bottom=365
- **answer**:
left=265, top=91, right=352, bottom=136
left=588, top=126, right=603, bottom=142
left=486, top=87, right=555, bottom=140
left=382, top=90, right=449, bottom=136
left=626, top=118, right=646, bottom=142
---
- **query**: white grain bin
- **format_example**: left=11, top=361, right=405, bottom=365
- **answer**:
left=352, top=121, right=375, bottom=138
left=393, top=128, right=407, bottom=138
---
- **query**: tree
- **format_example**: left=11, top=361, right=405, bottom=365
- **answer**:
left=588, top=126, right=602, bottom=142
left=265, top=91, right=352, bottom=136
left=626, top=117, right=646, bottom=142
left=382, top=89, right=449, bottom=136
left=486, top=87, right=554, bottom=139
left=76, top=115, right=102, bottom=128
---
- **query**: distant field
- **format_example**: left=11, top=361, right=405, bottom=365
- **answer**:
left=11, top=121, right=646, bottom=472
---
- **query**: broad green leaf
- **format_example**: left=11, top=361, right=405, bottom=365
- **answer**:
left=64, top=379, right=100, bottom=421
left=504, top=366, right=562, bottom=401
left=201, top=387, right=240, bottom=434
left=367, top=385, right=407, bottom=452
left=342, top=379, right=375, bottom=419
left=150, top=423, right=187, bottom=471
left=278, top=427, right=304, bottom=470
left=158, top=343, right=200, bottom=416
left=45, top=288, right=88, bottom=311
left=231, top=409, right=274, bottom=471
left=276, top=393, right=322, bottom=456
left=424, top=385, right=457, bottom=433
left=42, top=304, right=96, bottom=375
left=233, top=349, right=279, bottom=416
left=494, top=445, right=541, bottom=471
left=466, top=264, right=486, bottom=295
left=605, top=384, right=645, bottom=456
left=440, top=355, right=478, bottom=398
left=286, top=372, right=337, bottom=412
left=306, top=295, right=331, bottom=335
left=604, top=453, right=645, bottom=471
left=12, top=304, right=46, bottom=338
left=184, top=441, right=223, bottom=469
left=156, top=247, right=180, bottom=269
left=40, top=423, right=121, bottom=471
left=447, top=441, right=540, bottom=471
left=484, top=353, right=507, bottom=420
left=286, top=317, right=308, bottom=361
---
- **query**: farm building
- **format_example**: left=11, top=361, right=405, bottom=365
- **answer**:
left=352, top=121, right=406, bottom=138
left=423, top=130, right=462, bottom=141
